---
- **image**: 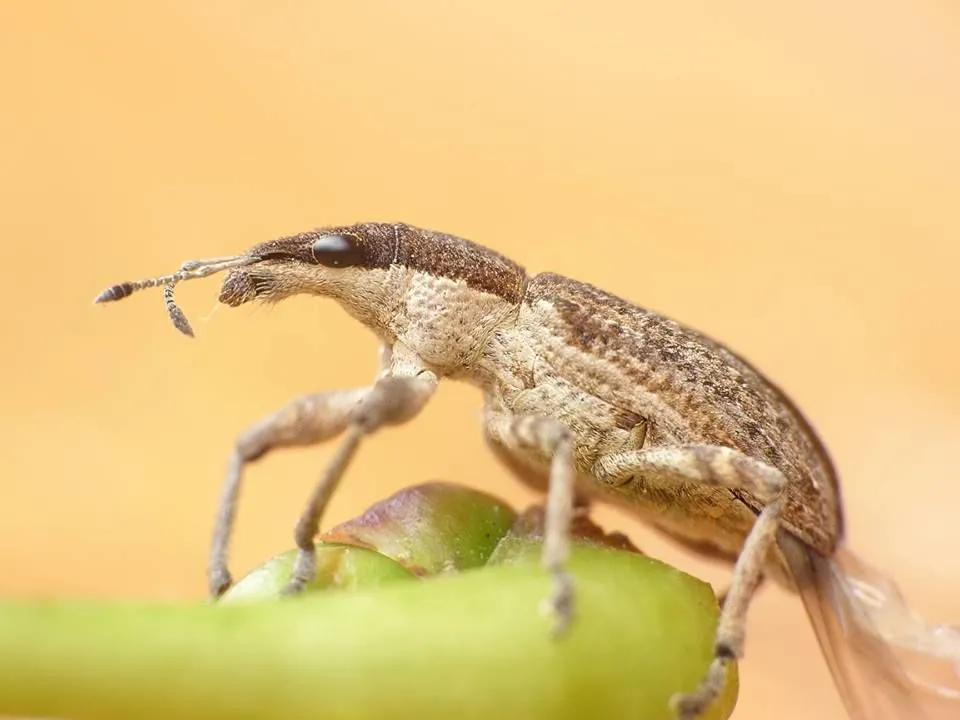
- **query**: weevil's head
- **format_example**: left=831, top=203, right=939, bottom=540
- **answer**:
left=218, top=223, right=402, bottom=329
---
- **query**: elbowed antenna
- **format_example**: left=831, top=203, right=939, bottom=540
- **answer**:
left=93, top=254, right=253, bottom=337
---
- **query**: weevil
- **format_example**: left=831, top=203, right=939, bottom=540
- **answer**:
left=95, top=222, right=960, bottom=719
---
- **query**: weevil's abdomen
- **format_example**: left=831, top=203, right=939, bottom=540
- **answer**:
left=505, top=271, right=844, bottom=556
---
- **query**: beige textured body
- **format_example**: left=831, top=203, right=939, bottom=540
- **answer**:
left=466, top=272, right=841, bottom=589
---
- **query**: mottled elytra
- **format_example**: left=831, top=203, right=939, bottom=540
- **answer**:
left=95, top=221, right=960, bottom=719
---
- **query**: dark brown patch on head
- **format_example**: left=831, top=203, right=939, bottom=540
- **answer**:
left=247, top=223, right=397, bottom=269
left=243, top=222, right=527, bottom=303
left=394, top=224, right=527, bottom=303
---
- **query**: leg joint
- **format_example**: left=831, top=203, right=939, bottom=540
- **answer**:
left=511, top=415, right=571, bottom=454
left=714, top=640, right=738, bottom=662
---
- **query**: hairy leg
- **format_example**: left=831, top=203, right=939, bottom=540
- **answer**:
left=208, top=366, right=438, bottom=598
left=484, top=411, right=578, bottom=634
left=594, top=445, right=786, bottom=719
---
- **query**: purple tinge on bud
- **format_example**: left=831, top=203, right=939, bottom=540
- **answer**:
left=218, top=270, right=258, bottom=306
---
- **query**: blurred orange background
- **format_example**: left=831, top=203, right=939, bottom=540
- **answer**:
left=2, top=1, right=959, bottom=718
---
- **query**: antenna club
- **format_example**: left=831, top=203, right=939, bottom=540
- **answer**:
left=164, top=287, right=195, bottom=337
left=170, top=310, right=195, bottom=337
left=93, top=283, right=134, bottom=304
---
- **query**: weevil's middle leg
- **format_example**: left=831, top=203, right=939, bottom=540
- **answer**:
left=593, top=445, right=786, bottom=720
left=485, top=412, right=578, bottom=635
left=208, top=367, right=437, bottom=599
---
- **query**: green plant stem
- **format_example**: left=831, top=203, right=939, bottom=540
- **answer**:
left=0, top=546, right=736, bottom=720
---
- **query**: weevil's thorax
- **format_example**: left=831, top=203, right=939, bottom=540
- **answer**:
left=387, top=224, right=528, bottom=377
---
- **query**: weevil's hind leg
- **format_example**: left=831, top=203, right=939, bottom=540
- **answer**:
left=484, top=411, right=578, bottom=635
left=593, top=445, right=787, bottom=720
left=718, top=574, right=767, bottom=610
left=208, top=371, right=438, bottom=599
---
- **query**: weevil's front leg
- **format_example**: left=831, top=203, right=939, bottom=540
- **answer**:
left=485, top=412, right=578, bottom=635
left=594, top=445, right=786, bottom=720
left=208, top=369, right=438, bottom=598
left=375, top=342, right=393, bottom=381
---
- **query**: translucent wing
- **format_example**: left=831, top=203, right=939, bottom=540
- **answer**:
left=779, top=530, right=960, bottom=719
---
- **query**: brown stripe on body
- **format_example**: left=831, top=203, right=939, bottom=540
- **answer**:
left=394, top=223, right=527, bottom=303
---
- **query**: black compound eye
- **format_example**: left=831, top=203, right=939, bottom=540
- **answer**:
left=310, top=234, right=363, bottom=268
